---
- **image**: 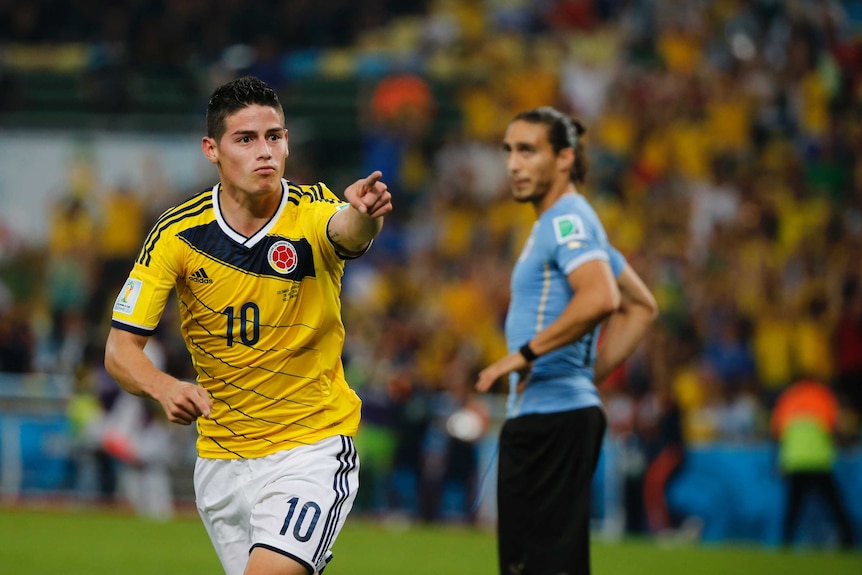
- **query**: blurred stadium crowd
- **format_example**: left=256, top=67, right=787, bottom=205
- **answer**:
left=1, top=0, right=861, bottom=536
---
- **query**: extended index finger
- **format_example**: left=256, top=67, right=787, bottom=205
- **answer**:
left=363, top=170, right=383, bottom=189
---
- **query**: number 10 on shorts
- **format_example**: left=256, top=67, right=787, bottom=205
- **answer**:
left=280, top=497, right=322, bottom=542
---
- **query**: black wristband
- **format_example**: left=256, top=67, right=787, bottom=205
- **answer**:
left=519, top=342, right=539, bottom=362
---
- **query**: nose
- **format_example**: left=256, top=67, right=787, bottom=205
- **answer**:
left=506, top=153, right=520, bottom=175
left=256, top=138, right=273, bottom=159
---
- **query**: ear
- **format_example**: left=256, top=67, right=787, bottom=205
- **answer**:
left=201, top=136, right=219, bottom=165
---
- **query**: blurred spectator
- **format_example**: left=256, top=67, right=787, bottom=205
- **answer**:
left=602, top=385, right=647, bottom=534
left=771, top=378, right=855, bottom=549
left=389, top=375, right=434, bottom=518
left=63, top=336, right=178, bottom=518
left=422, top=362, right=487, bottom=524
left=64, top=342, right=121, bottom=504
left=90, top=181, right=147, bottom=328
left=640, top=388, right=685, bottom=535
left=791, top=292, right=835, bottom=384
left=752, top=288, right=794, bottom=407
left=351, top=374, right=398, bottom=515
left=360, top=72, right=436, bottom=207
left=702, top=315, right=756, bottom=391
left=687, top=155, right=742, bottom=264
left=101, top=338, right=177, bottom=520
left=43, top=192, right=98, bottom=373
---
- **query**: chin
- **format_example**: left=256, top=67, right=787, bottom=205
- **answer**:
left=253, top=177, right=281, bottom=192
left=513, top=191, right=535, bottom=203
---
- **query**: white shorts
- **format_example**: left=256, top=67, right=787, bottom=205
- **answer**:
left=194, top=435, right=359, bottom=575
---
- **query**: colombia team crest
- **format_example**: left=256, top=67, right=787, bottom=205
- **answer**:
left=267, top=240, right=299, bottom=274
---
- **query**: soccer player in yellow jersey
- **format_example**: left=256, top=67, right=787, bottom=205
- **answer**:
left=104, top=76, right=392, bottom=575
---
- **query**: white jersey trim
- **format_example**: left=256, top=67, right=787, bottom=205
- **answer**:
left=562, top=249, right=610, bottom=275
left=211, top=180, right=289, bottom=248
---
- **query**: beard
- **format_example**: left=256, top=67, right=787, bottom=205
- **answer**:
left=511, top=176, right=552, bottom=203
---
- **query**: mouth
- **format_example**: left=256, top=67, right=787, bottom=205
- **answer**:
left=255, top=166, right=277, bottom=175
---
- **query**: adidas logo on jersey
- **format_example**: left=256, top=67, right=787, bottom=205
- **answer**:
left=189, top=267, right=213, bottom=284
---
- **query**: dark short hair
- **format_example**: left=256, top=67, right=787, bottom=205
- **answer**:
left=511, top=107, right=588, bottom=184
left=206, top=76, right=283, bottom=141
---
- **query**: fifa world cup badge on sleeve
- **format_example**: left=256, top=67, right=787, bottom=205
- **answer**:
left=113, top=278, right=143, bottom=314
left=552, top=214, right=586, bottom=244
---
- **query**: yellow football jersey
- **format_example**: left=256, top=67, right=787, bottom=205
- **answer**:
left=111, top=180, right=362, bottom=459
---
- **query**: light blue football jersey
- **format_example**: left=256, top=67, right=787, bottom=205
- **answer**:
left=504, top=193, right=625, bottom=418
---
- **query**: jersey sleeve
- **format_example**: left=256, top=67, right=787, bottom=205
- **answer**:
left=110, top=227, right=184, bottom=335
left=548, top=213, right=610, bottom=276
left=607, top=244, right=627, bottom=278
left=301, top=182, right=355, bottom=264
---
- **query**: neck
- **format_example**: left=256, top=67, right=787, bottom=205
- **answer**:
left=534, top=181, right=577, bottom=216
left=219, top=183, right=282, bottom=237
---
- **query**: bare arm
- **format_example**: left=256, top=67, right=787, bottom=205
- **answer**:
left=327, top=170, right=392, bottom=255
left=593, top=263, right=658, bottom=384
left=476, top=259, right=620, bottom=392
left=104, top=328, right=211, bottom=425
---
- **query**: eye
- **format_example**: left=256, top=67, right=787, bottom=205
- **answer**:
left=240, top=136, right=251, bottom=143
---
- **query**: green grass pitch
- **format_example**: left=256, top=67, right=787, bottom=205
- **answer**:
left=1, top=507, right=859, bottom=574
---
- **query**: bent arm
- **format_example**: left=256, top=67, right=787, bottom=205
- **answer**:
left=529, top=259, right=620, bottom=356
left=593, top=263, right=658, bottom=384
left=105, top=327, right=211, bottom=425
left=476, top=259, right=620, bottom=392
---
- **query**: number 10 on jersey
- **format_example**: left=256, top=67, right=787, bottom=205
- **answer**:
left=223, top=302, right=260, bottom=346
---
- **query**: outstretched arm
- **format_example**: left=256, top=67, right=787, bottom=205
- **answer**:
left=105, top=328, right=211, bottom=425
left=593, top=263, right=658, bottom=384
left=327, top=170, right=393, bottom=255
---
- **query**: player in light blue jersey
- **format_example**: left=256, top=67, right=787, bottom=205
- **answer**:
left=476, top=107, right=656, bottom=575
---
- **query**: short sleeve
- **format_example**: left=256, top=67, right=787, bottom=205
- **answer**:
left=549, top=213, right=610, bottom=276
left=301, top=182, right=354, bottom=263
left=110, top=231, right=183, bottom=335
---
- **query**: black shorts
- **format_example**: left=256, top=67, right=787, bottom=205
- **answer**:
left=496, top=406, right=606, bottom=575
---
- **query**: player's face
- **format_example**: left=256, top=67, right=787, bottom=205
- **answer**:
left=502, top=120, right=568, bottom=203
left=203, top=104, right=288, bottom=196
